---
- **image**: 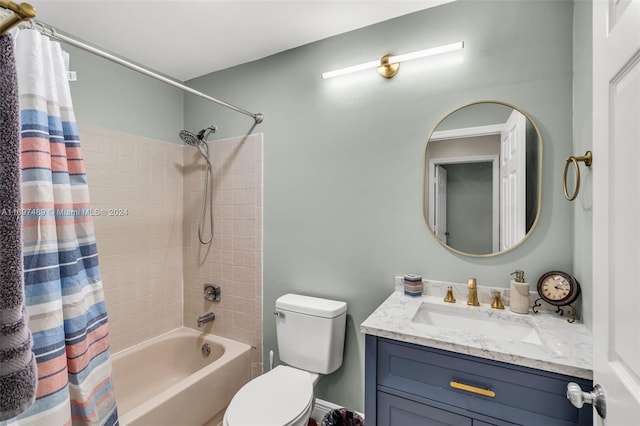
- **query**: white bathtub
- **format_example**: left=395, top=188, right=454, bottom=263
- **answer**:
left=111, top=327, right=252, bottom=426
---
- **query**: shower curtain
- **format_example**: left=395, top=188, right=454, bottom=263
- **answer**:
left=2, top=29, right=119, bottom=425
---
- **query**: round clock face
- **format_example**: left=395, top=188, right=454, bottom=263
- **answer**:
left=537, top=271, right=580, bottom=306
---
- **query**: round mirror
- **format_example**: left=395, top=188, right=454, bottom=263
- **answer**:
left=423, top=101, right=542, bottom=257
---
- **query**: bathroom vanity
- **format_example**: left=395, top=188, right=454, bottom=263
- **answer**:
left=361, top=290, right=593, bottom=426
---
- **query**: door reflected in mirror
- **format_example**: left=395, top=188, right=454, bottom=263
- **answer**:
left=424, top=101, right=542, bottom=256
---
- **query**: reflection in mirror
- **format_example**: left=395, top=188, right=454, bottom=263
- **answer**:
left=424, top=101, right=541, bottom=256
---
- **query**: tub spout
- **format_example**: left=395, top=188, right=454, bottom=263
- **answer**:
left=197, top=311, right=216, bottom=327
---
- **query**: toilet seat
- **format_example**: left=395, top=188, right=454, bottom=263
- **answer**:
left=224, top=365, right=314, bottom=426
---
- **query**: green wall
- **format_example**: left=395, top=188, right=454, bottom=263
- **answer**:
left=66, top=44, right=184, bottom=142
left=63, top=0, right=582, bottom=413
left=445, top=162, right=494, bottom=254
left=185, top=0, right=576, bottom=411
left=571, top=0, right=593, bottom=329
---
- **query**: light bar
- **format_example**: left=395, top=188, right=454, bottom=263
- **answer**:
left=387, top=42, right=464, bottom=64
left=321, top=59, right=382, bottom=80
left=321, top=41, right=464, bottom=80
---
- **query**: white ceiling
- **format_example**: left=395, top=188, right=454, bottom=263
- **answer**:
left=30, top=1, right=452, bottom=81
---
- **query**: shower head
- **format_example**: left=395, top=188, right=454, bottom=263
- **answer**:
left=179, top=125, right=217, bottom=162
left=179, top=125, right=217, bottom=145
left=179, top=130, right=201, bottom=147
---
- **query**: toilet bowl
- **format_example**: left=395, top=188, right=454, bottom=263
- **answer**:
left=223, top=365, right=318, bottom=426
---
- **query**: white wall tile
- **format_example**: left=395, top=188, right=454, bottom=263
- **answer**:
left=81, top=125, right=183, bottom=354
left=183, top=134, right=263, bottom=377
left=82, top=127, right=263, bottom=374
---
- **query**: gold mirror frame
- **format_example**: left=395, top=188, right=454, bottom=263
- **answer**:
left=423, top=100, right=543, bottom=257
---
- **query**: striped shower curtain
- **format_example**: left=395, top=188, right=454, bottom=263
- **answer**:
left=2, top=29, right=119, bottom=425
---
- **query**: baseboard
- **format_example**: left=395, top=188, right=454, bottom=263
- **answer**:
left=311, top=398, right=364, bottom=423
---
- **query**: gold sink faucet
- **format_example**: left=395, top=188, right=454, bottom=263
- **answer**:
left=467, top=278, right=480, bottom=306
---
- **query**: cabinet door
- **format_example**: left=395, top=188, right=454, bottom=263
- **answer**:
left=592, top=0, right=640, bottom=423
left=472, top=420, right=514, bottom=426
left=377, top=392, right=472, bottom=426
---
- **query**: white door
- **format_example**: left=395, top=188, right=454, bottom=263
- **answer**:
left=433, top=165, right=448, bottom=243
left=591, top=0, right=640, bottom=424
left=499, top=110, right=527, bottom=250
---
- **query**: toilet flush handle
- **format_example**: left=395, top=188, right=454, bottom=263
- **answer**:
left=273, top=311, right=285, bottom=318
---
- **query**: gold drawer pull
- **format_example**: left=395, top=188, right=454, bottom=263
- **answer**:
left=450, top=381, right=496, bottom=398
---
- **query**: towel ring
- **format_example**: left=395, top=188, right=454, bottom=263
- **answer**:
left=563, top=151, right=592, bottom=201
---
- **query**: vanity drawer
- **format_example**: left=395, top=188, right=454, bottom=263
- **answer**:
left=377, top=391, right=472, bottom=426
left=376, top=338, right=592, bottom=426
left=376, top=391, right=516, bottom=426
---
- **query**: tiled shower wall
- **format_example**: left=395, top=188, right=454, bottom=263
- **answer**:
left=183, top=134, right=263, bottom=378
left=81, top=126, right=184, bottom=352
left=82, top=126, right=263, bottom=377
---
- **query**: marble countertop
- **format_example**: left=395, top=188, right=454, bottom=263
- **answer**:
left=360, top=290, right=593, bottom=379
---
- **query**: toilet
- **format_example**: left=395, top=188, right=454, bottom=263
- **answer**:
left=223, top=293, right=347, bottom=426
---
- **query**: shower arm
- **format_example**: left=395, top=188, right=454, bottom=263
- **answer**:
left=24, top=20, right=264, bottom=124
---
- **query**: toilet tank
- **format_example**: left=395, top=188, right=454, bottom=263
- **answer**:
left=275, top=294, right=347, bottom=375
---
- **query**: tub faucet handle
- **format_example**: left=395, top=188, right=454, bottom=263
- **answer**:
left=204, top=284, right=221, bottom=302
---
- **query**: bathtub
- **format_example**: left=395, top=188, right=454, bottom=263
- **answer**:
left=111, top=327, right=252, bottom=426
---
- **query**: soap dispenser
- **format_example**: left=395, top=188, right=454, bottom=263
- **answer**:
left=510, top=270, right=529, bottom=314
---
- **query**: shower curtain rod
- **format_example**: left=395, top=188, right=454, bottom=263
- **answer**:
left=26, top=20, right=264, bottom=124
left=0, top=0, right=35, bottom=35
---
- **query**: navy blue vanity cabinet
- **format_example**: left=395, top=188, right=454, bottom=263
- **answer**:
left=365, top=335, right=593, bottom=426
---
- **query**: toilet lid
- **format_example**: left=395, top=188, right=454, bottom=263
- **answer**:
left=225, top=366, right=314, bottom=426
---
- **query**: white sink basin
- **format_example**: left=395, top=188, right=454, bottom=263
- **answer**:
left=412, top=303, right=543, bottom=346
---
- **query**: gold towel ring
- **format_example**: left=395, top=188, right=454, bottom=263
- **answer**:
left=563, top=151, right=592, bottom=201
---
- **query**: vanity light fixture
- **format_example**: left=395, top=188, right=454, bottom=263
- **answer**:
left=321, top=41, right=464, bottom=80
